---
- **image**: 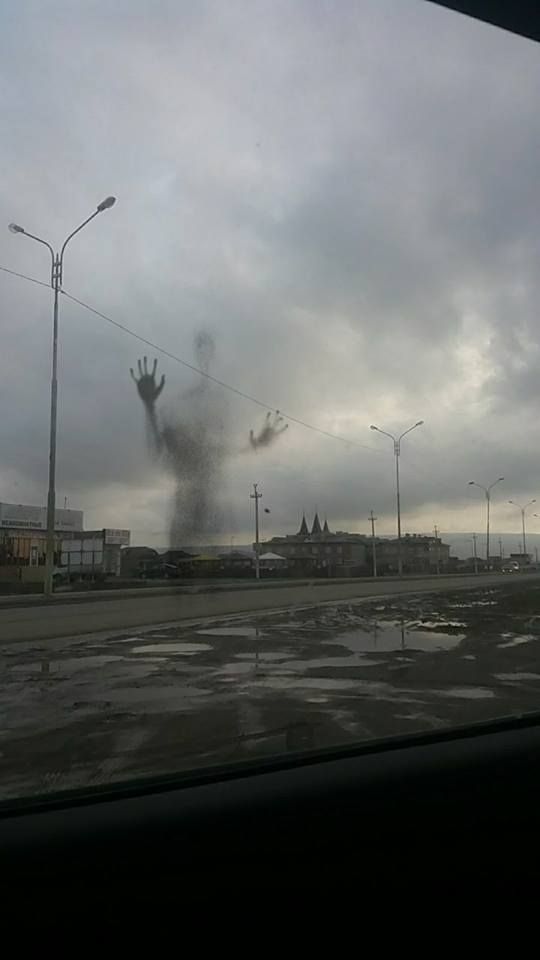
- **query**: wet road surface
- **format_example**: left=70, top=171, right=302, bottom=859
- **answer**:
left=3, top=579, right=540, bottom=801
left=0, top=572, right=527, bottom=642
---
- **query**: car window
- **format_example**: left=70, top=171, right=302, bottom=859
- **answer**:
left=2, top=0, right=540, bottom=803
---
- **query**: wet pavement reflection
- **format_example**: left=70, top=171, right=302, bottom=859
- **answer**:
left=3, top=581, right=540, bottom=801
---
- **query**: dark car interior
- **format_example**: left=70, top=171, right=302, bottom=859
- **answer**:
left=2, top=2, right=540, bottom=912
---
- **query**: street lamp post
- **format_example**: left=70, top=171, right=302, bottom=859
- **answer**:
left=8, top=197, right=116, bottom=597
left=468, top=478, right=504, bottom=570
left=508, top=499, right=536, bottom=558
left=471, top=533, right=478, bottom=575
left=370, top=420, right=424, bottom=576
left=369, top=509, right=377, bottom=578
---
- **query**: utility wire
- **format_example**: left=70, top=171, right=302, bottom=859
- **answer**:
left=0, top=264, right=51, bottom=289
left=60, top=288, right=386, bottom=455
left=0, top=260, right=387, bottom=454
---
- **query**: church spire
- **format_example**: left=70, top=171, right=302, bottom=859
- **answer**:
left=323, top=517, right=330, bottom=534
left=311, top=512, right=322, bottom=536
left=298, top=513, right=309, bottom=536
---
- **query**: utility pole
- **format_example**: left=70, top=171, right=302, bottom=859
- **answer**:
left=369, top=510, right=377, bottom=578
left=250, top=483, right=262, bottom=579
left=472, top=533, right=478, bottom=575
left=498, top=537, right=503, bottom=560
left=434, top=524, right=440, bottom=576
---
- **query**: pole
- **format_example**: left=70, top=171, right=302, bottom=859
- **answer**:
left=370, top=422, right=423, bottom=579
left=499, top=537, right=503, bottom=560
left=468, top=479, right=503, bottom=572
left=395, top=441, right=402, bottom=576
left=369, top=510, right=377, bottom=578
left=434, top=524, right=440, bottom=575
left=8, top=197, right=116, bottom=596
left=472, top=533, right=478, bottom=574
left=509, top=500, right=535, bottom=561
left=250, top=483, right=262, bottom=579
left=44, top=259, right=60, bottom=598
left=486, top=490, right=490, bottom=570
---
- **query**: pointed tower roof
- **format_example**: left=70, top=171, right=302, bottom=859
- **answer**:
left=311, top=513, right=322, bottom=536
left=298, top=514, right=309, bottom=536
left=323, top=517, right=330, bottom=534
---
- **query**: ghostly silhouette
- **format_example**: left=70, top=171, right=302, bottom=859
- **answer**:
left=131, top=336, right=225, bottom=547
left=131, top=336, right=289, bottom=546
left=249, top=411, right=289, bottom=451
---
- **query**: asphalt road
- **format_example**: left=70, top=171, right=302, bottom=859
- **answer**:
left=0, top=572, right=532, bottom=642
left=3, top=578, right=540, bottom=801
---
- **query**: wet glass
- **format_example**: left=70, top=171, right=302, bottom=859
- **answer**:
left=2, top=0, right=540, bottom=803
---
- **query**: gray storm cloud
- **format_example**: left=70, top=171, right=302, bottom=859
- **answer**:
left=2, top=0, right=540, bottom=540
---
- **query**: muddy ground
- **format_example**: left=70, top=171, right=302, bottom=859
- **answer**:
left=3, top=580, right=540, bottom=802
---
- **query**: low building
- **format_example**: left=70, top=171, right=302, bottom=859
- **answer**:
left=0, top=501, right=83, bottom=568
left=61, top=529, right=131, bottom=579
left=374, top=534, right=451, bottom=574
left=259, top=551, right=288, bottom=572
left=120, top=546, right=159, bottom=577
left=217, top=550, right=254, bottom=572
left=265, top=514, right=367, bottom=576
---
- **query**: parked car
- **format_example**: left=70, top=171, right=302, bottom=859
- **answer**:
left=501, top=561, right=520, bottom=574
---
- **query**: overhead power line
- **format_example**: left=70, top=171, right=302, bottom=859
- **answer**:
left=60, top=288, right=386, bottom=455
left=0, top=259, right=387, bottom=454
left=0, top=264, right=51, bottom=289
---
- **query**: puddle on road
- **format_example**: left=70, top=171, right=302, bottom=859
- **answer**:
left=132, top=643, right=212, bottom=656
left=235, top=651, right=289, bottom=662
left=497, top=635, right=535, bottom=649
left=334, top=622, right=464, bottom=653
left=261, top=676, right=363, bottom=691
left=450, top=601, right=497, bottom=608
left=494, top=672, right=540, bottom=682
left=285, top=655, right=383, bottom=669
left=219, top=661, right=262, bottom=676
left=407, top=619, right=466, bottom=629
left=197, top=627, right=260, bottom=638
left=437, top=686, right=495, bottom=700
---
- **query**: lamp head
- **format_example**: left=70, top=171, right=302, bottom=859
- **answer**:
left=96, top=196, right=116, bottom=212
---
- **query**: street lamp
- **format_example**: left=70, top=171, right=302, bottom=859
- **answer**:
left=370, top=420, right=424, bottom=576
left=468, top=478, right=504, bottom=569
left=8, top=197, right=116, bottom=596
left=508, top=499, right=536, bottom=558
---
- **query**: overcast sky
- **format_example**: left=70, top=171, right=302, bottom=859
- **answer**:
left=2, top=0, right=540, bottom=549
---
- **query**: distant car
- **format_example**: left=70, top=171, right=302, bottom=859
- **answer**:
left=501, top=561, right=520, bottom=573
